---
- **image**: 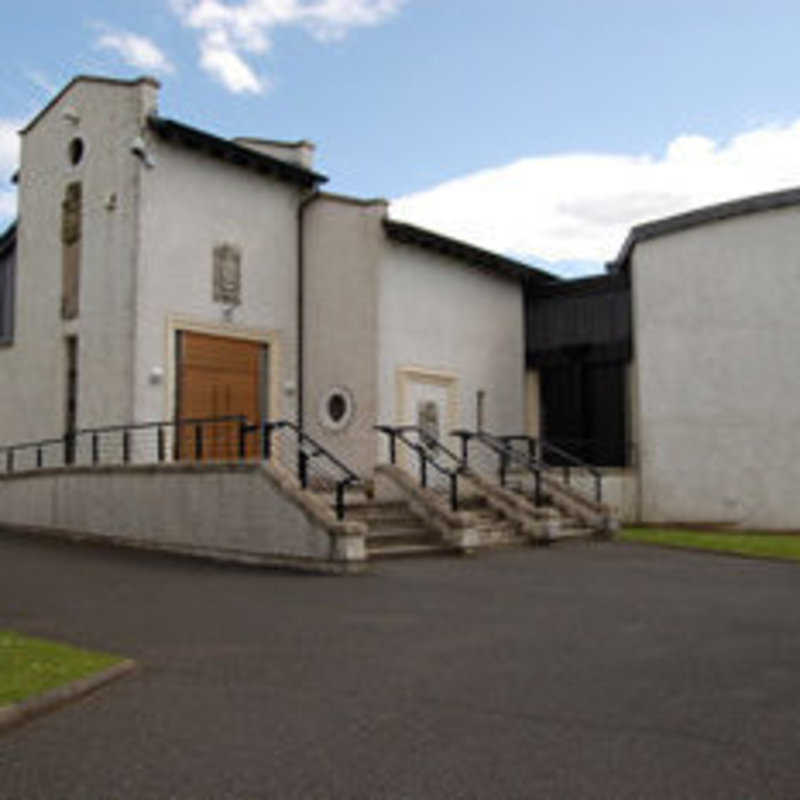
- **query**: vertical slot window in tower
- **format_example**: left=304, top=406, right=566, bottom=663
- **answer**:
left=65, top=336, right=78, bottom=465
left=61, top=182, right=82, bottom=319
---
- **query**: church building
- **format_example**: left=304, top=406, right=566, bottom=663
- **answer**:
left=2, top=73, right=799, bottom=535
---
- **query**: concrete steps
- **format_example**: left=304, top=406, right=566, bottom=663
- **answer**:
left=459, top=496, right=525, bottom=546
left=337, top=489, right=600, bottom=561
left=345, top=501, right=454, bottom=559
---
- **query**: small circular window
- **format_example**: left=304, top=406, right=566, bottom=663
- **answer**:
left=319, top=386, right=354, bottom=431
left=68, top=138, right=84, bottom=166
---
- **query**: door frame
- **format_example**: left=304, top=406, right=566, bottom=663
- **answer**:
left=394, top=365, right=460, bottom=470
left=165, top=315, right=282, bottom=433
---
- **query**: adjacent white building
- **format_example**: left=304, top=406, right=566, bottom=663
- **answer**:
left=610, top=190, right=800, bottom=529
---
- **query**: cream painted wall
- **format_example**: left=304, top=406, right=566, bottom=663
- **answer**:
left=134, top=134, right=304, bottom=428
left=525, top=369, right=540, bottom=437
left=303, top=195, right=385, bottom=476
left=377, top=242, right=526, bottom=457
left=632, top=206, right=800, bottom=528
left=0, top=78, right=157, bottom=447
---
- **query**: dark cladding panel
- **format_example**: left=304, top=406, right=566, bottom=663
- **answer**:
left=540, top=361, right=627, bottom=467
left=526, top=274, right=631, bottom=367
left=528, top=274, right=631, bottom=467
left=0, top=224, right=16, bottom=343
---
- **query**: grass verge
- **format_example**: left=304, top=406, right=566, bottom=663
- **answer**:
left=0, top=630, right=123, bottom=706
left=619, top=528, right=800, bottom=563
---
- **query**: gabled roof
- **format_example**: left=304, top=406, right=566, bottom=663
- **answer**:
left=148, top=116, right=328, bottom=189
left=0, top=221, right=16, bottom=258
left=609, top=186, right=800, bottom=272
left=383, top=219, right=557, bottom=285
left=20, top=75, right=160, bottom=135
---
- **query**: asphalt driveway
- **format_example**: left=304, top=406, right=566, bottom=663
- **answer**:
left=1, top=529, right=798, bottom=799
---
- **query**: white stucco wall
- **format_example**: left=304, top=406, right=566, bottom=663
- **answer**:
left=377, top=242, right=526, bottom=456
left=632, top=206, right=800, bottom=528
left=134, top=133, right=304, bottom=427
left=303, top=195, right=384, bottom=476
left=0, top=78, right=157, bottom=448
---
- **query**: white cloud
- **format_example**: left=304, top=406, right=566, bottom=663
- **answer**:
left=171, top=0, right=403, bottom=93
left=391, top=121, right=800, bottom=272
left=95, top=28, right=175, bottom=74
left=199, top=29, right=264, bottom=93
left=0, top=118, right=21, bottom=226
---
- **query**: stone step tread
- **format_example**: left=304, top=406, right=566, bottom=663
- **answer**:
left=361, top=517, right=428, bottom=531
left=356, top=514, right=426, bottom=526
left=345, top=501, right=411, bottom=514
left=366, top=526, right=435, bottom=540
left=474, top=522, right=516, bottom=533
left=469, top=516, right=513, bottom=527
left=367, top=543, right=457, bottom=559
left=456, top=500, right=490, bottom=511
left=368, top=537, right=441, bottom=550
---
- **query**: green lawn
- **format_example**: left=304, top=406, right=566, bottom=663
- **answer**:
left=0, top=630, right=123, bottom=706
left=619, top=528, right=800, bottom=562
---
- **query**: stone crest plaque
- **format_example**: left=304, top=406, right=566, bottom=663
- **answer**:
left=213, top=244, right=242, bottom=306
left=61, top=182, right=82, bottom=245
left=417, top=400, right=440, bottom=450
left=61, top=182, right=82, bottom=319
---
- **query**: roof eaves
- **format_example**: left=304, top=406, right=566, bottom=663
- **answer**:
left=383, top=219, right=558, bottom=285
left=609, top=185, right=800, bottom=272
left=148, top=116, right=328, bottom=188
left=319, top=190, right=388, bottom=208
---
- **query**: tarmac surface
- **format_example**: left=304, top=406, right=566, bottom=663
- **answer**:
left=0, top=529, right=799, bottom=799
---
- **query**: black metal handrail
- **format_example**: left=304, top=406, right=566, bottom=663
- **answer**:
left=451, top=430, right=603, bottom=506
left=0, top=415, right=248, bottom=473
left=243, top=419, right=361, bottom=520
left=531, top=436, right=634, bottom=468
left=375, top=424, right=463, bottom=511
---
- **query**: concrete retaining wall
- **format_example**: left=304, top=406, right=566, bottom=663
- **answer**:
left=0, top=462, right=366, bottom=573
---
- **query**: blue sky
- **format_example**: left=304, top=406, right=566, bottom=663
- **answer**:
left=3, top=0, right=800, bottom=274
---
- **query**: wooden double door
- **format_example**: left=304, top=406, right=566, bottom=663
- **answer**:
left=176, top=331, right=268, bottom=460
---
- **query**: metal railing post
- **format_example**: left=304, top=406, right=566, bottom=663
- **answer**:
left=335, top=481, right=345, bottom=520
left=122, top=430, right=130, bottom=464
left=6, top=449, right=13, bottom=473
left=157, top=427, right=165, bottom=462
left=194, top=425, right=203, bottom=460
left=64, top=433, right=75, bottom=466
left=419, top=450, right=427, bottom=488
left=238, top=421, right=247, bottom=459
left=389, top=430, right=396, bottom=464
left=451, top=430, right=470, bottom=466
left=450, top=473, right=458, bottom=511
left=36, top=447, right=43, bottom=469
left=298, top=449, right=309, bottom=488
left=92, top=433, right=99, bottom=465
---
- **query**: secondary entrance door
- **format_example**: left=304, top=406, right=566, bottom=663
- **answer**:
left=176, top=331, right=268, bottom=459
